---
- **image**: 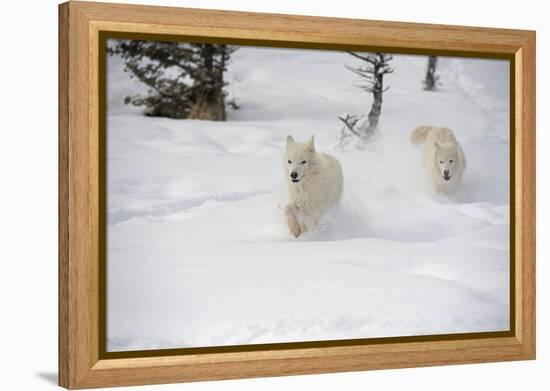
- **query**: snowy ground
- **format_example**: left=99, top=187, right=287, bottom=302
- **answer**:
left=106, top=43, right=510, bottom=351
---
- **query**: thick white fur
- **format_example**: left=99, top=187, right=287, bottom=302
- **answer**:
left=411, top=126, right=466, bottom=194
left=283, top=135, right=343, bottom=237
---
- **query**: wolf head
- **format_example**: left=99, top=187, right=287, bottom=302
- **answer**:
left=435, top=142, right=459, bottom=182
left=284, top=135, right=315, bottom=184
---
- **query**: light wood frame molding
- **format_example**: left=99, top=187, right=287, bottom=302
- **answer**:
left=59, top=1, right=536, bottom=389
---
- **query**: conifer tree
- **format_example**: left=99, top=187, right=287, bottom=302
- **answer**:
left=108, top=40, right=236, bottom=120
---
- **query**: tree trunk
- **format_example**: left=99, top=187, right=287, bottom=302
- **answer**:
left=367, top=91, right=382, bottom=131
left=187, top=45, right=227, bottom=121
left=424, top=56, right=437, bottom=91
left=188, top=95, right=226, bottom=121
left=367, top=67, right=384, bottom=132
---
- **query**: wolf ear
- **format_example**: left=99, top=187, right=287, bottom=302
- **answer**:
left=306, top=135, right=315, bottom=152
left=434, top=141, right=441, bottom=150
left=286, top=135, right=295, bottom=148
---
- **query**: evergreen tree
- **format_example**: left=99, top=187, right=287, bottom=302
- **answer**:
left=108, top=40, right=236, bottom=120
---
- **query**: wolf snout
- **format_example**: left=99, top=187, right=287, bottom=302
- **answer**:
left=290, top=172, right=298, bottom=179
left=443, top=170, right=451, bottom=181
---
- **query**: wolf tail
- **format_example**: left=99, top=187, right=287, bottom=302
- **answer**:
left=410, top=126, right=434, bottom=145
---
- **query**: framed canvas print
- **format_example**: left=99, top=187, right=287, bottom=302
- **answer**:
left=59, top=1, right=536, bottom=389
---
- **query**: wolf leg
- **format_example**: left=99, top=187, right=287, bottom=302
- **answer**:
left=301, top=213, right=319, bottom=234
left=284, top=204, right=301, bottom=238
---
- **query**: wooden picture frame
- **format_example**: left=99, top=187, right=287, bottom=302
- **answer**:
left=59, top=1, right=536, bottom=388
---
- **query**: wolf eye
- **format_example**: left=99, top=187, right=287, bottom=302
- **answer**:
left=301, top=160, right=307, bottom=164
left=449, top=160, right=453, bottom=163
left=287, top=160, right=292, bottom=164
left=439, top=160, right=444, bottom=164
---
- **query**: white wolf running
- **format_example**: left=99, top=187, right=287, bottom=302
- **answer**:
left=411, top=126, right=466, bottom=194
left=282, top=135, right=343, bottom=238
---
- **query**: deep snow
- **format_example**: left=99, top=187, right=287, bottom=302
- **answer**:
left=106, top=43, right=510, bottom=351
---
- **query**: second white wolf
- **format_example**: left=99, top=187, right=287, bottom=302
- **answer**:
left=283, top=136, right=343, bottom=238
left=411, top=126, right=466, bottom=194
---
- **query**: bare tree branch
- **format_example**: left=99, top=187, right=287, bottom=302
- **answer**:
left=338, top=114, right=363, bottom=138
left=347, top=51, right=377, bottom=65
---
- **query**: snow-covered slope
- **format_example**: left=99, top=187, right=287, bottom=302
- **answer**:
left=106, top=44, right=510, bottom=351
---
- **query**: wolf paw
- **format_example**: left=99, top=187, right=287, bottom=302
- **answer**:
left=288, top=221, right=301, bottom=238
left=286, top=217, right=301, bottom=238
left=284, top=205, right=301, bottom=238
